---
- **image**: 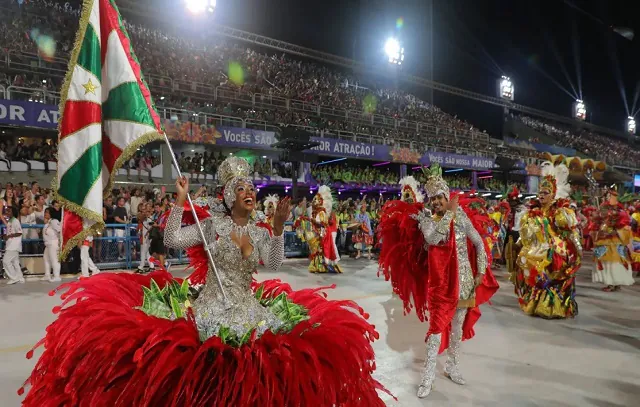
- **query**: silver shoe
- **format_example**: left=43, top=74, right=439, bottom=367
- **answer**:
left=417, top=333, right=441, bottom=398
left=444, top=360, right=466, bottom=385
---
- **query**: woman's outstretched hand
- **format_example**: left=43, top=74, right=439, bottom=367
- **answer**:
left=272, top=197, right=292, bottom=236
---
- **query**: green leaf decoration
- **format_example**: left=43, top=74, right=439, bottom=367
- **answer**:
left=170, top=295, right=183, bottom=319
left=422, top=163, right=442, bottom=178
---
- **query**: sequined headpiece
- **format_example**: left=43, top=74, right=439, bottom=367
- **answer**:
left=423, top=164, right=449, bottom=199
left=540, top=162, right=570, bottom=200
left=507, top=185, right=520, bottom=201
left=399, top=176, right=424, bottom=203
left=217, top=157, right=253, bottom=208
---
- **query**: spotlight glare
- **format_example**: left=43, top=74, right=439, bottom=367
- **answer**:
left=628, top=116, right=636, bottom=134
left=573, top=99, right=586, bottom=121
left=384, top=38, right=404, bottom=65
left=498, top=75, right=514, bottom=101
left=185, top=0, right=216, bottom=14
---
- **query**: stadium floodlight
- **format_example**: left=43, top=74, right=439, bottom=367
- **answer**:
left=573, top=99, right=586, bottom=121
left=384, top=37, right=404, bottom=65
left=185, top=0, right=216, bottom=14
left=498, top=75, right=514, bottom=101
left=628, top=116, right=636, bottom=134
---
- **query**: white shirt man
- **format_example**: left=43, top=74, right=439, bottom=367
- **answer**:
left=42, top=218, right=61, bottom=282
left=79, top=235, right=100, bottom=277
left=3, top=214, right=24, bottom=284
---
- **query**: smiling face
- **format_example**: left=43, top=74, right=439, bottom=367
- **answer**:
left=233, top=181, right=256, bottom=213
left=430, top=193, right=448, bottom=216
left=538, top=188, right=553, bottom=206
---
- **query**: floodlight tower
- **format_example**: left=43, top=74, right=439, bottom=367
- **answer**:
left=384, top=37, right=404, bottom=65
left=573, top=99, right=586, bottom=121
left=628, top=116, right=636, bottom=135
left=498, top=76, right=514, bottom=101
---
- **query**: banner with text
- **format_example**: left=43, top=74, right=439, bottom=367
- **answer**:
left=163, top=119, right=497, bottom=168
left=420, top=151, right=495, bottom=170
left=0, top=99, right=59, bottom=129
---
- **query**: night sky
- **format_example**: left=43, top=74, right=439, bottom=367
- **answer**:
left=123, top=0, right=640, bottom=137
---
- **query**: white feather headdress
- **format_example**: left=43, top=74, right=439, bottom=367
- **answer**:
left=399, top=176, right=424, bottom=203
left=540, top=161, right=571, bottom=200
left=263, top=194, right=279, bottom=211
left=317, top=185, right=334, bottom=215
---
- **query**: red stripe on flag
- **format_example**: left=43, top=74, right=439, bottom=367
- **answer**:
left=62, top=211, right=84, bottom=248
left=99, top=0, right=162, bottom=132
left=59, top=101, right=102, bottom=140
left=102, top=130, right=123, bottom=174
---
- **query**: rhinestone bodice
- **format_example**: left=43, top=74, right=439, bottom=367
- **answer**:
left=164, top=207, right=285, bottom=339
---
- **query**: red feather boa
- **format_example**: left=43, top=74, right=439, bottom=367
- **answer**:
left=21, top=274, right=392, bottom=405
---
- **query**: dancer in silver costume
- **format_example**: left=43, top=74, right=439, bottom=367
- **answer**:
left=164, top=157, right=290, bottom=340
left=411, top=166, right=496, bottom=398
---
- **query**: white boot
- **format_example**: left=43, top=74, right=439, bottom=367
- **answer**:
left=444, top=309, right=467, bottom=385
left=417, top=333, right=441, bottom=398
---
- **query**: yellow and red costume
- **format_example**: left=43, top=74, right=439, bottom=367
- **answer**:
left=592, top=192, right=635, bottom=288
left=304, top=185, right=342, bottom=273
left=631, top=208, right=640, bottom=272
left=513, top=163, right=582, bottom=319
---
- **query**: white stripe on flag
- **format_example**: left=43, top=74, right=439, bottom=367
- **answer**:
left=82, top=170, right=104, bottom=210
left=103, top=120, right=157, bottom=151
left=57, top=123, right=102, bottom=181
left=66, top=65, right=102, bottom=105
left=88, top=0, right=101, bottom=44
left=101, top=30, right=137, bottom=103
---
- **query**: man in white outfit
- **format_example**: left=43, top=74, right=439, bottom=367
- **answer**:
left=42, top=208, right=62, bottom=282
left=137, top=206, right=154, bottom=273
left=80, top=235, right=100, bottom=277
left=3, top=206, right=25, bottom=284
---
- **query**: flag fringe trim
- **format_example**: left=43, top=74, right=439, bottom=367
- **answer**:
left=51, top=174, right=105, bottom=261
left=102, top=130, right=164, bottom=198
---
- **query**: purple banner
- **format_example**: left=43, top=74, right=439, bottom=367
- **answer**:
left=420, top=151, right=495, bottom=170
left=309, top=137, right=390, bottom=160
left=0, top=99, right=59, bottom=129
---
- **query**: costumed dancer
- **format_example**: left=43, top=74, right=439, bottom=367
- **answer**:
left=21, top=157, right=390, bottom=406
left=353, top=202, right=374, bottom=260
left=581, top=205, right=597, bottom=252
left=377, top=168, right=498, bottom=398
left=592, top=188, right=635, bottom=291
left=136, top=205, right=153, bottom=274
left=305, top=185, right=342, bottom=273
left=629, top=205, right=640, bottom=273
left=513, top=162, right=582, bottom=319
left=504, top=186, right=525, bottom=275
left=255, top=194, right=278, bottom=236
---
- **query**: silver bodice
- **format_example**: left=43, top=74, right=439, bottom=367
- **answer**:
left=415, top=207, right=487, bottom=301
left=164, top=207, right=285, bottom=339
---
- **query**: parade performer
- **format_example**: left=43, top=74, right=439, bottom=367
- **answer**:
left=581, top=205, right=597, bottom=252
left=305, top=185, right=342, bottom=273
left=504, top=186, right=525, bottom=274
left=592, top=188, right=635, bottom=291
left=629, top=206, right=640, bottom=273
left=377, top=167, right=498, bottom=398
left=513, top=163, right=582, bottom=319
left=353, top=202, right=374, bottom=260
left=21, top=157, right=389, bottom=406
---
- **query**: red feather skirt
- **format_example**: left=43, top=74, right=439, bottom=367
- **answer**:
left=20, top=272, right=392, bottom=406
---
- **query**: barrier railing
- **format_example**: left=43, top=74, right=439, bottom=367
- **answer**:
left=0, top=223, right=316, bottom=277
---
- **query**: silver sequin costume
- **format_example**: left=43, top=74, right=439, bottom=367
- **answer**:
left=164, top=207, right=285, bottom=340
left=413, top=207, right=487, bottom=398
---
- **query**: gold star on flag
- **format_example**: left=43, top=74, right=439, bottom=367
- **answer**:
left=82, top=79, right=99, bottom=95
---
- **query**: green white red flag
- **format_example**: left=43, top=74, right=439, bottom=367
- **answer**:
left=57, top=0, right=163, bottom=259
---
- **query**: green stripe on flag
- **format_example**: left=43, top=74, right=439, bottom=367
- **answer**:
left=102, top=82, right=156, bottom=127
left=58, top=143, right=102, bottom=206
left=77, top=23, right=101, bottom=80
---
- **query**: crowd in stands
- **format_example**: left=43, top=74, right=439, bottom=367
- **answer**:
left=516, top=115, right=640, bottom=168
left=1, top=0, right=493, bottom=156
left=311, top=164, right=398, bottom=186
left=0, top=137, right=56, bottom=173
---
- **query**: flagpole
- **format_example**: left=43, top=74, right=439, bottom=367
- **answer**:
left=161, top=132, right=229, bottom=304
